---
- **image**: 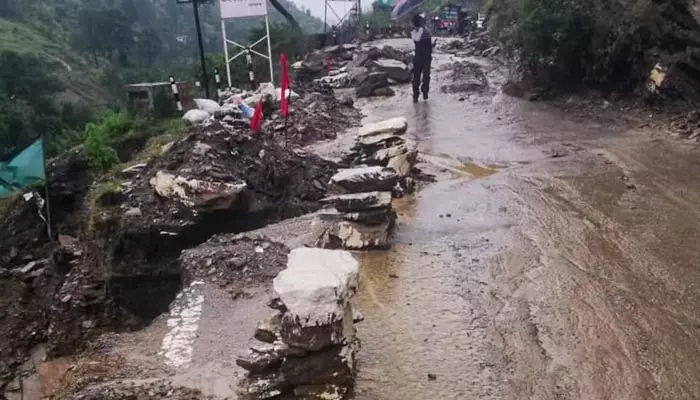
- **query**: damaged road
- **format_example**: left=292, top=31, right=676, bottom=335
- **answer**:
left=7, top=35, right=700, bottom=400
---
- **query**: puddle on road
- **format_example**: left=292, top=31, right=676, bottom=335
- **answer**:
left=455, top=162, right=497, bottom=178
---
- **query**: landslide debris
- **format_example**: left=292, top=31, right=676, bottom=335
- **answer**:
left=180, top=233, right=289, bottom=300
left=0, top=107, right=343, bottom=392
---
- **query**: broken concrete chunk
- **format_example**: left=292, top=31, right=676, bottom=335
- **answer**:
left=329, top=166, right=399, bottom=193
left=124, top=207, right=143, bottom=218
left=150, top=170, right=247, bottom=211
left=121, top=163, right=147, bottom=178
left=358, top=117, right=408, bottom=138
left=273, top=248, right=359, bottom=327
left=387, top=150, right=418, bottom=177
left=255, top=313, right=283, bottom=343
left=317, top=208, right=395, bottom=227
left=310, top=218, right=393, bottom=250
left=355, top=72, right=389, bottom=97
left=369, top=141, right=416, bottom=165
left=371, top=58, right=411, bottom=83
left=280, top=303, right=354, bottom=351
left=237, top=372, right=288, bottom=400
left=358, top=132, right=406, bottom=148
left=294, top=384, right=348, bottom=400
left=320, top=191, right=392, bottom=211
left=236, top=351, right=283, bottom=373
left=250, top=340, right=276, bottom=354
left=20, top=261, right=39, bottom=274
left=273, top=341, right=308, bottom=358
left=280, top=344, right=356, bottom=386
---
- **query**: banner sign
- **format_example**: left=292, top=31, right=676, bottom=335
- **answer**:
left=220, top=0, right=268, bottom=19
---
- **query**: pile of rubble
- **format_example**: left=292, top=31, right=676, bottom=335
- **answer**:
left=296, top=45, right=414, bottom=98
left=183, top=82, right=360, bottom=146
left=309, top=117, right=417, bottom=250
left=237, top=248, right=360, bottom=400
left=439, top=31, right=502, bottom=59
left=179, top=233, right=289, bottom=300
left=440, top=61, right=490, bottom=94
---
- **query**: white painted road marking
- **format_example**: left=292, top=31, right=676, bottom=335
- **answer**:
left=160, top=280, right=205, bottom=369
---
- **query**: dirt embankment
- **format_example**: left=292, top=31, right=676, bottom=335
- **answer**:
left=0, top=87, right=359, bottom=393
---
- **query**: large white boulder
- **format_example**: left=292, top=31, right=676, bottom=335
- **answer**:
left=358, top=117, right=408, bottom=138
left=193, top=98, right=221, bottom=114
left=182, top=109, right=210, bottom=125
left=273, top=248, right=359, bottom=327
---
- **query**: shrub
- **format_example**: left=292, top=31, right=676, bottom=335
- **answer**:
left=83, top=110, right=131, bottom=171
left=513, top=0, right=643, bottom=87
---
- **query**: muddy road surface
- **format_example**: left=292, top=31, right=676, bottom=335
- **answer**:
left=351, top=39, right=700, bottom=400
left=25, top=38, right=700, bottom=399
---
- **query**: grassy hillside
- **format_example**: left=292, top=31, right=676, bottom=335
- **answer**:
left=0, top=19, right=115, bottom=106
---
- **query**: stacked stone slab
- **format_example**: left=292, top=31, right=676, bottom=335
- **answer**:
left=309, top=117, right=418, bottom=250
left=310, top=191, right=396, bottom=249
left=236, top=248, right=360, bottom=400
left=352, top=117, right=418, bottom=186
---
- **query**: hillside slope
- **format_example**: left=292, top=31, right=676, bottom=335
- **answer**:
left=0, top=19, right=116, bottom=107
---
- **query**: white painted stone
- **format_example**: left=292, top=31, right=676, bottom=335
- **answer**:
left=273, top=248, right=359, bottom=327
left=358, top=117, right=408, bottom=138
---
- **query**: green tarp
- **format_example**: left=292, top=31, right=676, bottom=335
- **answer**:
left=0, top=137, right=45, bottom=198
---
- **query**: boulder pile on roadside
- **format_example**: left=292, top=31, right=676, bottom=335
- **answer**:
left=296, top=45, right=414, bottom=98
left=439, top=31, right=501, bottom=59
left=183, top=82, right=361, bottom=147
left=236, top=248, right=360, bottom=400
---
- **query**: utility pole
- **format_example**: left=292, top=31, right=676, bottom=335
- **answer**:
left=177, top=0, right=211, bottom=99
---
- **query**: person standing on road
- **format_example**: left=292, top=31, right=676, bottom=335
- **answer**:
left=411, top=13, right=433, bottom=102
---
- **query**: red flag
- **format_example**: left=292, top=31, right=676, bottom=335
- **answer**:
left=280, top=53, right=290, bottom=118
left=250, top=99, right=263, bottom=132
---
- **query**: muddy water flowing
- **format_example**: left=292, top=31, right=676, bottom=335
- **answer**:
left=352, top=39, right=700, bottom=399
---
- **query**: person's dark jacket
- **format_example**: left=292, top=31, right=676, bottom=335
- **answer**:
left=411, top=27, right=433, bottom=61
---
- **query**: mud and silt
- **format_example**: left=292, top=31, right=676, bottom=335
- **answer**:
left=349, top=39, right=700, bottom=399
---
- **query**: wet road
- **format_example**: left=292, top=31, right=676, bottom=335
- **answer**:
left=43, top=39, right=700, bottom=400
left=351, top=39, right=700, bottom=400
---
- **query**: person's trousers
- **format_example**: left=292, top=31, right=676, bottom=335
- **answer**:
left=413, top=58, right=431, bottom=96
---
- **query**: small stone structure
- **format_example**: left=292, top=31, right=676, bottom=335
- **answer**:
left=237, top=248, right=360, bottom=400
left=311, top=191, right=395, bottom=249
left=125, top=81, right=192, bottom=119
left=310, top=117, right=418, bottom=250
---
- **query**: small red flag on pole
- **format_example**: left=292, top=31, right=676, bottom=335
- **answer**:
left=280, top=54, right=290, bottom=118
left=250, top=99, right=263, bottom=133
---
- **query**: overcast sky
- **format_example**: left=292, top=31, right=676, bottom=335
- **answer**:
left=291, top=0, right=372, bottom=24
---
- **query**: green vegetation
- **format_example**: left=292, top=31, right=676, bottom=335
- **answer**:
left=83, top=111, right=130, bottom=172
left=0, top=0, right=325, bottom=160
left=504, top=0, right=648, bottom=87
